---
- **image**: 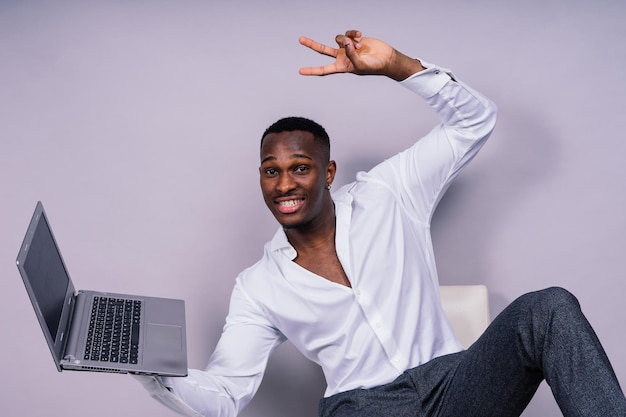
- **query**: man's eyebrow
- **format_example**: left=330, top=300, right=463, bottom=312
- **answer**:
left=261, top=153, right=313, bottom=164
left=291, top=153, right=313, bottom=161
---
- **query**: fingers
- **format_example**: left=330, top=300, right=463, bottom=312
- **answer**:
left=299, top=62, right=340, bottom=76
left=298, top=30, right=364, bottom=76
left=298, top=65, right=324, bottom=76
left=298, top=35, right=342, bottom=76
left=335, top=30, right=363, bottom=50
left=298, top=36, right=338, bottom=58
left=344, top=29, right=362, bottom=42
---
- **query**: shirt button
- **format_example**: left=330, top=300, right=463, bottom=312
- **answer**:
left=374, top=321, right=382, bottom=329
left=434, top=70, right=440, bottom=74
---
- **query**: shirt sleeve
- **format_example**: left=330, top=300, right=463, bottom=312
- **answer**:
left=366, top=60, right=497, bottom=224
left=154, top=279, right=286, bottom=417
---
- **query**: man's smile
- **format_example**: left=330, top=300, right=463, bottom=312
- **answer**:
left=276, top=198, right=305, bottom=214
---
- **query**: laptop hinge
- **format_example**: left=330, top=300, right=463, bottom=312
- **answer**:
left=62, top=292, right=88, bottom=363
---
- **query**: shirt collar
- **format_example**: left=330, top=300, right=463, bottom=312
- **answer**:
left=269, top=227, right=291, bottom=252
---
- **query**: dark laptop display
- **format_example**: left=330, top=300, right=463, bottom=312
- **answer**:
left=23, top=213, right=69, bottom=343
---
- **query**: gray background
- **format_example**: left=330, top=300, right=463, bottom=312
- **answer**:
left=1, top=1, right=625, bottom=416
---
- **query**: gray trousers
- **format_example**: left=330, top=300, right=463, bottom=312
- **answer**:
left=319, top=287, right=626, bottom=417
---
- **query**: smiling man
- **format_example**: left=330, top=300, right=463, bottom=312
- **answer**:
left=136, top=30, right=626, bottom=417
left=260, top=121, right=335, bottom=231
left=259, top=118, right=349, bottom=287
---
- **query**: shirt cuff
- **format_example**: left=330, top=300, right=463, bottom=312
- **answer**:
left=132, top=374, right=203, bottom=417
left=400, top=59, right=455, bottom=98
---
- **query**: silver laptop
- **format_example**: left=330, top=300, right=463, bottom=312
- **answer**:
left=16, top=201, right=188, bottom=377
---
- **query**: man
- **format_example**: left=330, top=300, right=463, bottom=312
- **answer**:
left=137, top=30, right=626, bottom=416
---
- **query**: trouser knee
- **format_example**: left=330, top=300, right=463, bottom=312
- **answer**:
left=528, top=286, right=579, bottom=310
left=505, top=287, right=584, bottom=351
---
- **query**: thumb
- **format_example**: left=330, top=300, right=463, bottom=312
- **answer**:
left=342, top=40, right=362, bottom=72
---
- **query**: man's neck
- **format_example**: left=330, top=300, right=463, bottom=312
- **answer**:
left=286, top=225, right=335, bottom=255
left=284, top=205, right=351, bottom=287
left=284, top=202, right=336, bottom=255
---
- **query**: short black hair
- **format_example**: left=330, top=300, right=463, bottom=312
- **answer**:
left=261, top=116, right=330, bottom=162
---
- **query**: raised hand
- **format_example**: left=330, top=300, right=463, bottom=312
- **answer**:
left=298, top=30, right=424, bottom=81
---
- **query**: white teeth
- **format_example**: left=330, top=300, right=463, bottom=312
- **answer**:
left=279, top=200, right=300, bottom=207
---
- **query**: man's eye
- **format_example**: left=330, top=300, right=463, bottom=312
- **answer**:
left=294, top=165, right=308, bottom=173
left=265, top=168, right=277, bottom=175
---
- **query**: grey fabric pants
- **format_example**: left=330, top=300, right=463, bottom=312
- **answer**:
left=319, top=287, right=626, bottom=417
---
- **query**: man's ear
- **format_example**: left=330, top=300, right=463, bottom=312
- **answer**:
left=326, top=160, right=337, bottom=185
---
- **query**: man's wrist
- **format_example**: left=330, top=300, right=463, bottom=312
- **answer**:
left=386, top=50, right=426, bottom=82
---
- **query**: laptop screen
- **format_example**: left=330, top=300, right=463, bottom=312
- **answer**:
left=22, top=213, right=70, bottom=341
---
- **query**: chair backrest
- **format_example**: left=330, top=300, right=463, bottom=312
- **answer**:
left=439, top=285, right=490, bottom=348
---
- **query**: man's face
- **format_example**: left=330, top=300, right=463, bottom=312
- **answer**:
left=259, top=130, right=335, bottom=230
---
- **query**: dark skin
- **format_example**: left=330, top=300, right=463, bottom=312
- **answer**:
left=260, top=30, right=426, bottom=287
left=259, top=130, right=349, bottom=286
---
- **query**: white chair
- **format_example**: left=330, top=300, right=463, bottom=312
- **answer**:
left=439, top=285, right=490, bottom=348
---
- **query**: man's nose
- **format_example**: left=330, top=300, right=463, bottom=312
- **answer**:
left=277, top=173, right=296, bottom=193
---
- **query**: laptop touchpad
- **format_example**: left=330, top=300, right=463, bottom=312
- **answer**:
left=146, top=323, right=183, bottom=351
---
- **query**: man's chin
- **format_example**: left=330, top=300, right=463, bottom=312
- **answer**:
left=275, top=214, right=305, bottom=230
left=278, top=220, right=302, bottom=230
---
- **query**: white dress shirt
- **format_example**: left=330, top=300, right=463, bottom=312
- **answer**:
left=140, top=61, right=497, bottom=417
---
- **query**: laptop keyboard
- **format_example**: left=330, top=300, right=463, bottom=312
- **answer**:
left=84, top=296, right=141, bottom=364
